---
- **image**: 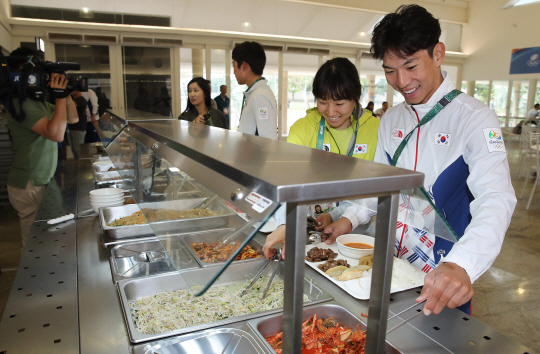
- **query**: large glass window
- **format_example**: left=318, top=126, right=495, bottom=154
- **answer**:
left=373, top=77, right=387, bottom=112
left=179, top=48, right=193, bottom=115
left=473, top=80, right=489, bottom=105
left=510, top=80, right=529, bottom=117
left=210, top=49, right=226, bottom=100
left=461, top=81, right=468, bottom=94
left=123, top=46, right=172, bottom=117
left=55, top=43, right=112, bottom=114
left=491, top=81, right=509, bottom=116
left=281, top=53, right=318, bottom=136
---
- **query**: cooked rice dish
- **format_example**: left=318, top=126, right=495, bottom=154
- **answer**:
left=106, top=207, right=224, bottom=227
left=129, top=277, right=308, bottom=335
left=365, top=257, right=426, bottom=288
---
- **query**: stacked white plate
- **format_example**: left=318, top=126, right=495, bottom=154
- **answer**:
left=89, top=188, right=125, bottom=213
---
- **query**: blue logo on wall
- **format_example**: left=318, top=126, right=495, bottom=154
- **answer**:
left=510, top=47, right=540, bottom=74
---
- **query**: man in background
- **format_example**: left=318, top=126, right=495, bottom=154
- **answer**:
left=232, top=41, right=277, bottom=139
left=67, top=90, right=87, bottom=159
left=6, top=47, right=78, bottom=247
left=365, top=101, right=374, bottom=113
left=214, top=84, right=230, bottom=129
left=82, top=88, right=99, bottom=143
left=528, top=103, right=539, bottom=118
left=375, top=101, right=388, bottom=118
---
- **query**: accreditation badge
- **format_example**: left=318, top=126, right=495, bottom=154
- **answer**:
left=223, top=108, right=228, bottom=114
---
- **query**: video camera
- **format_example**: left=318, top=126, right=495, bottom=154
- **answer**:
left=0, top=54, right=88, bottom=101
left=0, top=38, right=88, bottom=121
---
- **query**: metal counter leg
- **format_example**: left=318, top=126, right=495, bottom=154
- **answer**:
left=282, top=203, right=307, bottom=353
left=365, top=194, right=399, bottom=354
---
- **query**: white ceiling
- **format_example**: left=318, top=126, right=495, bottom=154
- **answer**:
left=10, top=0, right=461, bottom=50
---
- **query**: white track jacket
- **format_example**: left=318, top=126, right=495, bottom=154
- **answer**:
left=341, top=72, right=516, bottom=283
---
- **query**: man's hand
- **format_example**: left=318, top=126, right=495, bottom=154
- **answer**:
left=49, top=73, right=68, bottom=91
left=262, top=225, right=285, bottom=259
left=314, top=213, right=332, bottom=232
left=322, top=217, right=352, bottom=244
left=416, top=262, right=473, bottom=315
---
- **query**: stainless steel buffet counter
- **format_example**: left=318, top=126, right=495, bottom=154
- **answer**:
left=0, top=155, right=534, bottom=353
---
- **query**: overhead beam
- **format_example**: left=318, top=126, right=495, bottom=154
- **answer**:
left=280, top=0, right=469, bottom=24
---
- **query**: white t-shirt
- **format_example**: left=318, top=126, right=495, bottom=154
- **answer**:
left=528, top=108, right=539, bottom=118
left=237, top=79, right=278, bottom=140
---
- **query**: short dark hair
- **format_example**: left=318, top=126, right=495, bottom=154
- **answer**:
left=232, top=41, right=266, bottom=76
left=370, top=4, right=441, bottom=60
left=382, top=101, right=388, bottom=105
left=312, top=57, right=361, bottom=102
left=535, top=103, right=540, bottom=108
left=220, top=85, right=227, bottom=89
left=8, top=47, right=38, bottom=69
left=185, top=77, right=211, bottom=112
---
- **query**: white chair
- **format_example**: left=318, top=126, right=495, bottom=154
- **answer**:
left=520, top=131, right=540, bottom=209
left=517, top=119, right=539, bottom=179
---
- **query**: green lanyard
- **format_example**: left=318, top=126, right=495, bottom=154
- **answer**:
left=391, top=89, right=462, bottom=166
left=316, top=106, right=360, bottom=157
left=240, top=77, right=265, bottom=119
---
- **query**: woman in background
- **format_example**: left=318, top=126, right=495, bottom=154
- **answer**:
left=179, top=77, right=227, bottom=128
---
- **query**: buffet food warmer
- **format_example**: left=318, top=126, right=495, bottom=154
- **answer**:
left=0, top=109, right=533, bottom=354
left=98, top=110, right=427, bottom=354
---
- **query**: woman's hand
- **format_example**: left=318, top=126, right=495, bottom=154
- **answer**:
left=262, top=225, right=285, bottom=259
left=193, top=115, right=206, bottom=124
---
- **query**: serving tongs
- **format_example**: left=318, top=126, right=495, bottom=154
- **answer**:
left=192, top=194, right=218, bottom=210
left=386, top=298, right=427, bottom=334
left=213, top=219, right=258, bottom=250
left=240, top=249, right=282, bottom=299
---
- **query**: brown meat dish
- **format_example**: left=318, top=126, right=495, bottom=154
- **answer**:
left=305, top=247, right=338, bottom=262
left=317, top=259, right=350, bottom=272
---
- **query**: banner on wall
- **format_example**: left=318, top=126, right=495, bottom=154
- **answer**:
left=510, top=47, right=540, bottom=74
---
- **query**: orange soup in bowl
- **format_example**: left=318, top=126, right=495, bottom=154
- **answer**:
left=344, top=243, right=374, bottom=249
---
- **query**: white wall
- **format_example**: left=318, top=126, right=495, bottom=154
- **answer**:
left=0, top=0, right=11, bottom=51
left=461, top=0, right=540, bottom=81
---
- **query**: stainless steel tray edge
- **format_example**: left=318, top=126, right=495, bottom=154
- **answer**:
left=99, top=198, right=237, bottom=239
left=247, top=302, right=402, bottom=354
left=131, top=325, right=271, bottom=354
left=180, top=229, right=266, bottom=268
left=117, top=263, right=334, bottom=343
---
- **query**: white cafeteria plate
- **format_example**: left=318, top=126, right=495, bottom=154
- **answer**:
left=305, top=241, right=424, bottom=300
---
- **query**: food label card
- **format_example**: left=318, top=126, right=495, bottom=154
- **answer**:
left=245, top=191, right=272, bottom=213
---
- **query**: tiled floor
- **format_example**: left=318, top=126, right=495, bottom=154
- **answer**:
left=1, top=134, right=540, bottom=352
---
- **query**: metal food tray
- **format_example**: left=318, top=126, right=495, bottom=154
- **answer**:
left=181, top=228, right=264, bottom=267
left=117, top=261, right=333, bottom=343
left=148, top=177, right=200, bottom=198
left=108, top=239, right=198, bottom=282
left=95, top=170, right=132, bottom=184
left=93, top=161, right=134, bottom=172
left=99, top=198, right=236, bottom=240
left=132, top=326, right=268, bottom=354
left=249, top=303, right=401, bottom=354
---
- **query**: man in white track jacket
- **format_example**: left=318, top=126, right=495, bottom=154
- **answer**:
left=322, top=5, right=516, bottom=316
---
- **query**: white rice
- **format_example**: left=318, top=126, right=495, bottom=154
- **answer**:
left=365, top=258, right=426, bottom=289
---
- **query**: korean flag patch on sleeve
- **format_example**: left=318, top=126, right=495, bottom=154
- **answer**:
left=483, top=128, right=506, bottom=153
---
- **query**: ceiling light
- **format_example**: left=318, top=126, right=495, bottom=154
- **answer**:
left=360, top=32, right=366, bottom=36
left=503, top=0, right=540, bottom=8
left=79, top=7, right=94, bottom=19
left=241, top=22, right=252, bottom=32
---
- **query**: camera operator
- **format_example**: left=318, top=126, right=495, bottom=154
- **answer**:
left=6, top=47, right=78, bottom=248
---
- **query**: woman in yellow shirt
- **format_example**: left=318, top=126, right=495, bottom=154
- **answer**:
left=263, top=57, right=379, bottom=258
